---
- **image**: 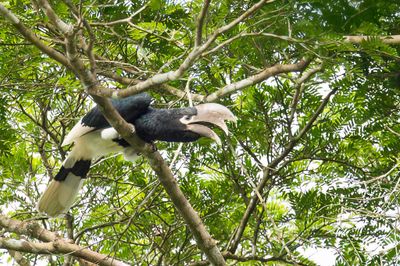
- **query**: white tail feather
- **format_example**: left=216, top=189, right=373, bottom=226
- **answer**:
left=37, top=174, right=83, bottom=217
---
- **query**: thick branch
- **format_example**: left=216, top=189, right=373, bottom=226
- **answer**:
left=0, top=215, right=55, bottom=242
left=102, top=61, right=310, bottom=103
left=0, top=215, right=128, bottom=266
left=344, top=35, right=400, bottom=45
left=37, top=0, right=73, bottom=33
left=99, top=70, right=206, bottom=101
left=102, top=60, right=310, bottom=102
left=205, top=60, right=310, bottom=102
left=0, top=237, right=128, bottom=266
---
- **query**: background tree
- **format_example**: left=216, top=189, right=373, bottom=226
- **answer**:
left=0, top=0, right=400, bottom=265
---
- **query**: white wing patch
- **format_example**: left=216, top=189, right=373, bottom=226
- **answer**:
left=100, top=127, right=120, bottom=140
left=62, top=119, right=96, bottom=146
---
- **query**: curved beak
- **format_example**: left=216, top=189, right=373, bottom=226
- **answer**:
left=187, top=124, right=222, bottom=145
left=181, top=103, right=236, bottom=144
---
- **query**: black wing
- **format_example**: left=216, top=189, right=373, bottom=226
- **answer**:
left=62, top=93, right=152, bottom=146
left=82, top=93, right=152, bottom=128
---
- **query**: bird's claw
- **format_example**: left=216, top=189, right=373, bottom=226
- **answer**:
left=128, top=123, right=136, bottom=134
left=150, top=142, right=157, bottom=152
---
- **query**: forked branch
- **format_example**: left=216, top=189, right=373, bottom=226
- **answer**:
left=0, top=215, right=128, bottom=266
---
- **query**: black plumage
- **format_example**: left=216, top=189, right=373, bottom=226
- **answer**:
left=54, top=160, right=91, bottom=181
left=134, top=107, right=201, bottom=143
left=81, top=93, right=152, bottom=129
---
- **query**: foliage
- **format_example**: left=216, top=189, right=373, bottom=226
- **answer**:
left=0, top=0, right=400, bottom=265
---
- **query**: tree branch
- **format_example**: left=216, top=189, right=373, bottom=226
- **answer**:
left=0, top=4, right=71, bottom=69
left=2, top=2, right=227, bottom=264
left=113, top=0, right=274, bottom=98
left=32, top=2, right=226, bottom=263
left=205, top=60, right=310, bottom=102
left=37, top=0, right=73, bottom=33
left=0, top=215, right=128, bottom=266
left=98, top=70, right=206, bottom=102
left=289, top=63, right=324, bottom=136
left=8, top=250, right=31, bottom=266
left=89, top=93, right=227, bottom=266
left=90, top=4, right=148, bottom=26
left=228, top=88, right=338, bottom=253
left=344, top=35, right=400, bottom=45
left=195, top=0, right=211, bottom=47
left=0, top=237, right=128, bottom=266
left=189, top=251, right=291, bottom=266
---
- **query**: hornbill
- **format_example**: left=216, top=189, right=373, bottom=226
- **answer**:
left=37, top=93, right=236, bottom=217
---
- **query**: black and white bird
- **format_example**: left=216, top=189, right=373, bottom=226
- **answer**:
left=37, top=93, right=236, bottom=217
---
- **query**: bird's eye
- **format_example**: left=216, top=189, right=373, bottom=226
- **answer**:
left=184, top=115, right=191, bottom=120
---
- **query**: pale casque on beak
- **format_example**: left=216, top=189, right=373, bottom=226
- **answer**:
left=180, top=103, right=237, bottom=145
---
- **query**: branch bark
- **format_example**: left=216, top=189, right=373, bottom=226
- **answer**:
left=0, top=237, right=128, bottom=266
left=37, top=0, right=73, bottom=33
left=344, top=35, right=400, bottom=45
left=8, top=250, right=31, bottom=266
left=205, top=60, right=310, bottom=102
left=0, top=215, right=128, bottom=266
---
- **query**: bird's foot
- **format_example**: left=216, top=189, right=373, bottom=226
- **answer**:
left=128, top=123, right=136, bottom=134
left=150, top=142, right=157, bottom=152
left=123, top=147, right=140, bottom=162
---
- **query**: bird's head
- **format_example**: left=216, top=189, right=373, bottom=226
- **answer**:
left=134, top=103, right=236, bottom=144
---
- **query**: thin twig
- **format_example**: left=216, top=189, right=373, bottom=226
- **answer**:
left=195, top=0, right=211, bottom=47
